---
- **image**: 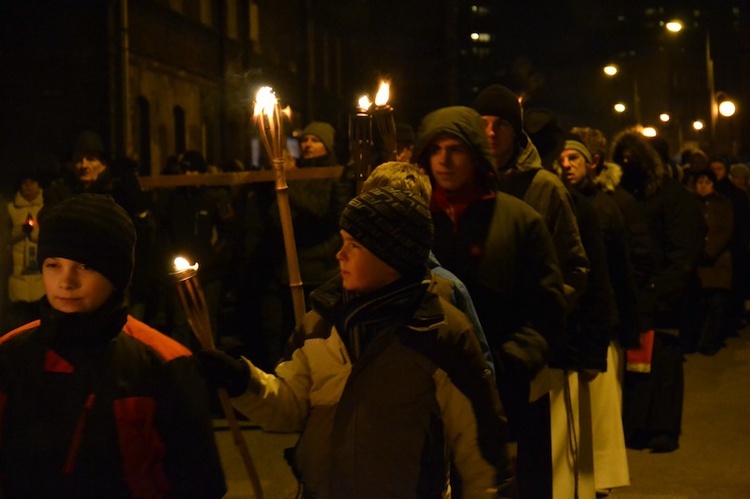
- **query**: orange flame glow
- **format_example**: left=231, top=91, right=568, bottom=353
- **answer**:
left=374, top=80, right=390, bottom=107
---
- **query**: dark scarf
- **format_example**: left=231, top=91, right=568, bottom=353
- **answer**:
left=311, top=270, right=433, bottom=362
left=38, top=294, right=128, bottom=349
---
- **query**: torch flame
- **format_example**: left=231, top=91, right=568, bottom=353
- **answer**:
left=253, top=86, right=278, bottom=118
left=173, top=256, right=199, bottom=272
left=357, top=95, right=372, bottom=111
left=374, top=80, right=390, bottom=107
left=282, top=105, right=292, bottom=120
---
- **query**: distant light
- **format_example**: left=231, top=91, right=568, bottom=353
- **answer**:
left=641, top=127, right=657, bottom=137
left=666, top=20, right=683, bottom=33
left=660, top=113, right=671, bottom=122
left=719, top=100, right=736, bottom=117
left=603, top=64, right=618, bottom=76
left=693, top=120, right=705, bottom=131
left=614, top=103, right=627, bottom=113
left=470, top=32, right=491, bottom=42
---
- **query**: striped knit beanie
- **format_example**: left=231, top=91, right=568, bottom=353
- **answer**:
left=38, top=194, right=136, bottom=291
left=340, top=187, right=433, bottom=274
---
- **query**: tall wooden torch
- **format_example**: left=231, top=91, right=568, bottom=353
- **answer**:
left=371, top=80, right=398, bottom=163
left=171, top=257, right=264, bottom=499
left=350, top=94, right=374, bottom=194
left=253, top=86, right=306, bottom=325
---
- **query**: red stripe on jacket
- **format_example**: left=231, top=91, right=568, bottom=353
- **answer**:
left=122, top=316, right=191, bottom=361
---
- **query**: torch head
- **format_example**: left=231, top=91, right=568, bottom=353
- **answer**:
left=171, top=256, right=200, bottom=282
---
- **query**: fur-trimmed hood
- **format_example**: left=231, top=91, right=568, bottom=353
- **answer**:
left=593, top=161, right=623, bottom=193
left=610, top=128, right=667, bottom=199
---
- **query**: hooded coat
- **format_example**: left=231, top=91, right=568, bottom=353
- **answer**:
left=414, top=106, right=567, bottom=383
left=610, top=129, right=705, bottom=330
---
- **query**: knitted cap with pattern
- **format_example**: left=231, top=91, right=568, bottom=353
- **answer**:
left=340, top=187, right=433, bottom=274
left=38, top=194, right=136, bottom=291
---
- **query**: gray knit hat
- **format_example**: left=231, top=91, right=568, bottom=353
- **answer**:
left=38, top=194, right=136, bottom=291
left=340, top=187, right=433, bottom=274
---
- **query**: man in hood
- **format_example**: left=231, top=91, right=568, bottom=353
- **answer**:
left=415, top=105, right=566, bottom=498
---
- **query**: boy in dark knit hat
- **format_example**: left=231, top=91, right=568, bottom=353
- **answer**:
left=198, top=186, right=514, bottom=498
left=0, top=194, right=226, bottom=498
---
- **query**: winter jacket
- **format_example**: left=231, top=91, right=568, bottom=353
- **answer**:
left=0, top=301, right=226, bottom=498
left=6, top=190, right=45, bottom=303
left=595, top=161, right=657, bottom=334
left=414, top=106, right=567, bottom=378
left=611, top=130, right=705, bottom=330
left=577, top=177, right=644, bottom=348
left=232, top=272, right=513, bottom=498
left=560, top=190, right=615, bottom=372
left=496, top=132, right=590, bottom=306
left=696, top=192, right=734, bottom=290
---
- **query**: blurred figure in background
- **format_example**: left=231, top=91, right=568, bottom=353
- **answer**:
left=3, top=171, right=45, bottom=331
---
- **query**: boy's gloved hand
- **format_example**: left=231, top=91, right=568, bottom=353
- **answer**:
left=196, top=349, right=250, bottom=397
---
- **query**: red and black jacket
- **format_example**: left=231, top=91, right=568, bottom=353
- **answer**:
left=0, top=302, right=226, bottom=498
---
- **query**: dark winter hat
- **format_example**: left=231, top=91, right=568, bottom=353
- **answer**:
left=473, top=84, right=523, bottom=137
left=38, top=194, right=136, bottom=291
left=73, top=130, right=106, bottom=160
left=179, top=150, right=208, bottom=173
left=301, top=122, right=336, bottom=155
left=524, top=108, right=565, bottom=169
left=339, top=186, right=433, bottom=274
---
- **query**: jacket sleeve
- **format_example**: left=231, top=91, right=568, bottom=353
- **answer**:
left=530, top=172, right=590, bottom=308
left=433, top=317, right=515, bottom=498
left=502, top=213, right=567, bottom=376
left=157, top=356, right=227, bottom=498
left=231, top=318, right=349, bottom=433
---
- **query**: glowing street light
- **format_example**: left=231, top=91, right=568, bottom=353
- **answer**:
left=614, top=102, right=627, bottom=113
left=665, top=20, right=683, bottom=33
left=693, top=120, right=705, bottom=131
left=718, top=99, right=736, bottom=117
left=603, top=64, right=618, bottom=76
left=641, top=127, right=657, bottom=138
left=660, top=113, right=671, bottom=123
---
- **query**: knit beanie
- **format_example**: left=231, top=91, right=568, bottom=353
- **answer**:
left=73, top=130, right=106, bottom=161
left=563, top=138, right=593, bottom=164
left=473, top=84, right=523, bottom=137
left=301, top=122, right=336, bottom=155
left=339, top=187, right=433, bottom=274
left=38, top=194, right=136, bottom=291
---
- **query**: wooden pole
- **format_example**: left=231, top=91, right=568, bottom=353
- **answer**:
left=271, top=157, right=306, bottom=325
left=173, top=267, right=265, bottom=499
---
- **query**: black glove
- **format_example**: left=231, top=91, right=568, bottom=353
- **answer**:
left=196, top=349, right=250, bottom=397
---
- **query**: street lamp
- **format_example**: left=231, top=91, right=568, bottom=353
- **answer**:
left=717, top=93, right=736, bottom=117
left=660, top=113, right=671, bottom=123
left=604, top=64, right=642, bottom=125
left=614, top=102, right=627, bottom=113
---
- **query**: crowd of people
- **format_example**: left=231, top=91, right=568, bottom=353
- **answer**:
left=1, top=83, right=749, bottom=497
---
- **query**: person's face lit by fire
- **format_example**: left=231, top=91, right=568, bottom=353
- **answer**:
left=75, top=155, right=106, bottom=184
left=558, top=149, right=589, bottom=186
left=427, top=134, right=477, bottom=196
left=300, top=134, right=328, bottom=160
left=481, top=116, right=515, bottom=168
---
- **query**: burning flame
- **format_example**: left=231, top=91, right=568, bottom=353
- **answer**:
left=357, top=94, right=372, bottom=111
left=282, top=105, right=292, bottom=120
left=253, top=86, right=278, bottom=118
left=374, top=80, right=390, bottom=107
left=173, top=256, right=199, bottom=272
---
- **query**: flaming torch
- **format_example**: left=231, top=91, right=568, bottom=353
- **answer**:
left=171, top=257, right=264, bottom=499
left=350, top=94, right=374, bottom=194
left=371, top=80, right=398, bottom=164
left=253, top=86, right=306, bottom=326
